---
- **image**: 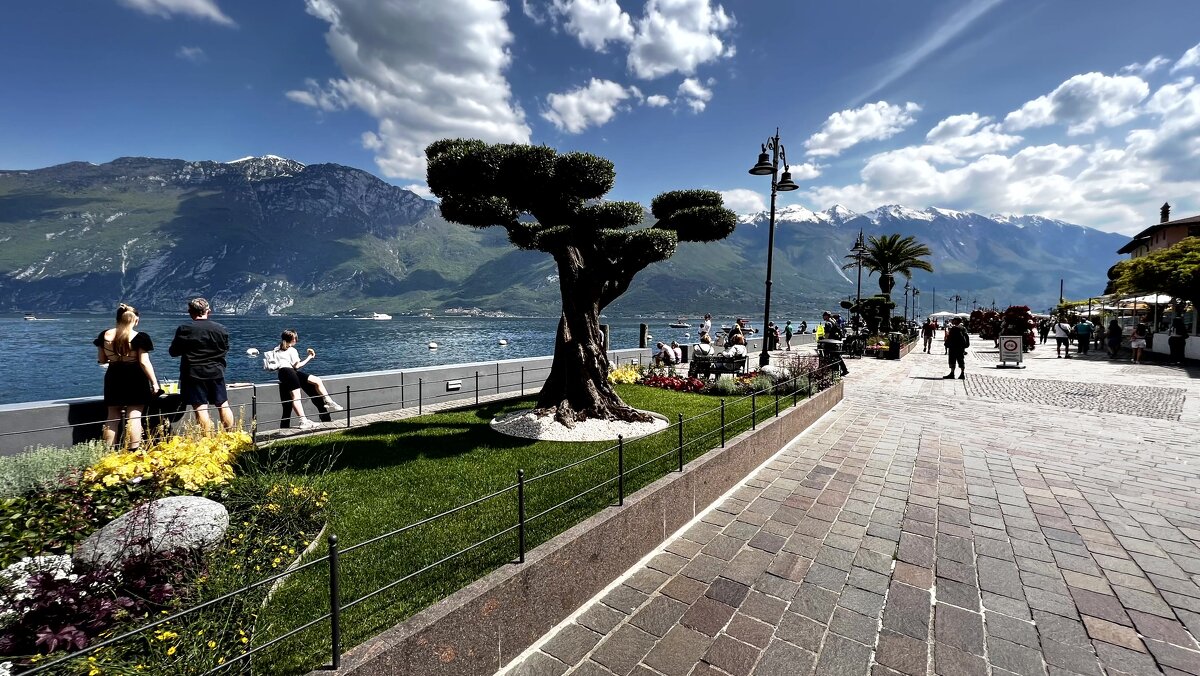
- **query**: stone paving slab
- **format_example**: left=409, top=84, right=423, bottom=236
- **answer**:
left=503, top=343, right=1200, bottom=676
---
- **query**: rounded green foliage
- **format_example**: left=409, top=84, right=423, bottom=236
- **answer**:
left=626, top=228, right=678, bottom=260
left=577, top=201, right=645, bottom=231
left=438, top=194, right=518, bottom=228
left=662, top=205, right=738, bottom=242
left=426, top=139, right=502, bottom=197
left=554, top=152, right=615, bottom=199
left=650, top=190, right=724, bottom=220
left=496, top=144, right=558, bottom=208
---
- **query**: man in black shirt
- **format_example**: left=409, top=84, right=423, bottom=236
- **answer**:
left=943, top=316, right=970, bottom=380
left=170, top=297, right=234, bottom=431
left=820, top=311, right=849, bottom=376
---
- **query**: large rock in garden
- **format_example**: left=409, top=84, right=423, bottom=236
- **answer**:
left=73, top=496, right=229, bottom=567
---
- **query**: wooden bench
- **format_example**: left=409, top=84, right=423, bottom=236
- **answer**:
left=688, top=353, right=749, bottom=378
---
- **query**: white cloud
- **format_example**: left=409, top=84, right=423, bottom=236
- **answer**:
left=925, top=113, right=1023, bottom=157
left=116, top=0, right=234, bottom=25
left=784, top=162, right=822, bottom=181
left=287, top=0, right=530, bottom=180
left=521, top=0, right=550, bottom=25
left=551, top=0, right=633, bottom=51
left=627, top=0, right=735, bottom=80
left=1173, top=42, right=1200, bottom=73
left=175, top=46, right=206, bottom=62
left=1145, top=77, right=1195, bottom=115
left=403, top=183, right=435, bottom=200
left=804, top=101, right=922, bottom=158
left=857, top=0, right=1002, bottom=102
left=677, top=77, right=713, bottom=113
left=718, top=189, right=765, bottom=214
left=1003, top=72, right=1149, bottom=135
left=543, top=78, right=637, bottom=133
left=645, top=94, right=671, bottom=107
left=1120, top=55, right=1170, bottom=76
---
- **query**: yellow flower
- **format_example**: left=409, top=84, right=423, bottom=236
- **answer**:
left=167, top=646, right=177, bottom=656
left=208, top=640, right=217, bottom=649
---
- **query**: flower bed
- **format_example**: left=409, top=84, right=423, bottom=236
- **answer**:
left=612, top=354, right=827, bottom=397
left=0, top=429, right=327, bottom=674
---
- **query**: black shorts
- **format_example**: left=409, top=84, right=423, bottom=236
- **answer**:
left=182, top=377, right=228, bottom=406
left=1055, top=337, right=1069, bottom=346
left=277, top=367, right=313, bottom=391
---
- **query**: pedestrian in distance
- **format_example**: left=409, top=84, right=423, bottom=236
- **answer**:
left=922, top=319, right=935, bottom=353
left=820, top=311, right=849, bottom=376
left=1168, top=316, right=1188, bottom=365
left=799, top=320, right=808, bottom=335
left=784, top=320, right=793, bottom=351
left=169, top=297, right=235, bottom=432
left=943, top=316, right=970, bottom=380
left=1052, top=316, right=1073, bottom=358
left=1106, top=319, right=1122, bottom=359
left=1073, top=317, right=1092, bottom=355
left=700, top=313, right=712, bottom=337
left=94, top=303, right=161, bottom=449
left=1094, top=320, right=1106, bottom=352
left=1039, top=319, right=1051, bottom=344
left=1130, top=317, right=1149, bottom=364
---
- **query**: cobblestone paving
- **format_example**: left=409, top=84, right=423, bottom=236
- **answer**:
left=964, top=374, right=1186, bottom=420
left=503, top=344, right=1200, bottom=676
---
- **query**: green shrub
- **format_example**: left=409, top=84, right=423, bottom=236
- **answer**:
left=0, top=440, right=109, bottom=498
left=705, top=377, right=741, bottom=396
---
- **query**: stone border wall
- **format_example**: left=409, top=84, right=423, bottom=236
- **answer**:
left=322, top=381, right=843, bottom=676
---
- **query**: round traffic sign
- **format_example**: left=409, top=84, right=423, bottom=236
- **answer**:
left=1001, top=338, right=1019, bottom=352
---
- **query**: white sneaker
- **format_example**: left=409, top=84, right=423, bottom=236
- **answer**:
left=297, top=418, right=317, bottom=430
left=325, top=400, right=344, bottom=412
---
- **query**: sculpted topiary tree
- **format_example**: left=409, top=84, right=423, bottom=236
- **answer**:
left=426, top=140, right=737, bottom=426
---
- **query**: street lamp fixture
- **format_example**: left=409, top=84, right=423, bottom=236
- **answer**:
left=903, top=281, right=911, bottom=325
left=948, top=293, right=963, bottom=313
left=748, top=128, right=800, bottom=367
left=850, top=230, right=867, bottom=333
left=912, top=287, right=920, bottom=322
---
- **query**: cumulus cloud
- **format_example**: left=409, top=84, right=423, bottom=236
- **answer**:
left=1120, top=55, right=1171, bottom=77
left=645, top=94, right=671, bottom=107
left=286, top=0, right=530, bottom=180
left=1173, top=42, right=1200, bottom=73
left=718, top=189, right=766, bottom=214
left=925, top=113, right=1023, bottom=157
left=551, top=0, right=633, bottom=51
left=627, top=0, right=735, bottom=80
left=116, top=0, right=234, bottom=25
left=543, top=78, right=637, bottom=133
left=175, top=46, right=206, bottom=62
left=1003, top=72, right=1149, bottom=135
left=404, top=183, right=435, bottom=200
left=804, top=101, right=922, bottom=158
left=677, top=77, right=713, bottom=113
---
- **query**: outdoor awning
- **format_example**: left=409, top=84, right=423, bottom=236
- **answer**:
left=1119, top=294, right=1174, bottom=304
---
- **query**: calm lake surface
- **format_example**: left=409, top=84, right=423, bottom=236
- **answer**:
left=1, top=313, right=817, bottom=405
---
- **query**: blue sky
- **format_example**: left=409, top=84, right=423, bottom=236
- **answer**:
left=2, top=0, right=1199, bottom=234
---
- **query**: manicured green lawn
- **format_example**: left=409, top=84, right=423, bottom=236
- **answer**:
left=250, top=382, right=818, bottom=674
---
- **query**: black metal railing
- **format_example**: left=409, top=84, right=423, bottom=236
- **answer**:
left=13, top=361, right=838, bottom=675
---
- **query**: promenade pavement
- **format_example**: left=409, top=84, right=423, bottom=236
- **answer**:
left=503, top=341, right=1200, bottom=676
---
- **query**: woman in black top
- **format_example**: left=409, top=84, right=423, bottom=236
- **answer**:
left=1169, top=317, right=1189, bottom=364
left=1106, top=319, right=1122, bottom=359
left=93, top=303, right=160, bottom=449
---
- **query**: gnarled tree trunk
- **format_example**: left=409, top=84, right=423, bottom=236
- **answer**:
left=534, top=247, right=652, bottom=427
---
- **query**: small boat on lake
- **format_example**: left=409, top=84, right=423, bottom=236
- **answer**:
left=371, top=312, right=393, bottom=320
left=23, top=313, right=37, bottom=321
left=669, top=317, right=690, bottom=328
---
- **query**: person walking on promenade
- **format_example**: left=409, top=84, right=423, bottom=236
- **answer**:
left=700, top=313, right=712, bottom=337
left=169, top=297, right=234, bottom=432
left=1052, top=316, right=1074, bottom=358
left=784, top=320, right=794, bottom=351
left=1094, top=320, right=1106, bottom=352
left=922, top=319, right=935, bottom=353
left=1106, top=319, right=1122, bottom=359
left=1130, top=317, right=1149, bottom=364
left=1039, top=319, right=1051, bottom=344
left=820, top=311, right=849, bottom=376
left=94, top=303, right=160, bottom=449
left=1168, top=316, right=1188, bottom=364
left=1073, top=318, right=1093, bottom=355
left=943, top=316, right=970, bottom=380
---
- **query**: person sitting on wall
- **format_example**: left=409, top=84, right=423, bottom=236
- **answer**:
left=269, top=329, right=344, bottom=430
left=654, top=341, right=678, bottom=367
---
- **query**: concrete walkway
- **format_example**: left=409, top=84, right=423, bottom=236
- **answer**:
left=503, top=344, right=1200, bottom=675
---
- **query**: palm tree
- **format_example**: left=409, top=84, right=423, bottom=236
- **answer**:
left=843, top=233, right=934, bottom=300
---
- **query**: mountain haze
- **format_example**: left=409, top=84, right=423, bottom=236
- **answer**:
left=0, top=155, right=1126, bottom=316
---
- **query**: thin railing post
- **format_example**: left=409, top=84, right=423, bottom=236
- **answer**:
left=345, top=385, right=351, bottom=428
left=677, top=413, right=684, bottom=472
left=250, top=387, right=258, bottom=444
left=752, top=393, right=757, bottom=430
left=328, top=533, right=341, bottom=669
left=775, top=383, right=780, bottom=417
left=720, top=399, right=726, bottom=447
left=475, top=371, right=480, bottom=406
left=418, top=378, right=423, bottom=415
left=520, top=366, right=525, bottom=396
left=793, top=376, right=798, bottom=407
left=618, top=435, right=625, bottom=506
left=517, top=469, right=526, bottom=563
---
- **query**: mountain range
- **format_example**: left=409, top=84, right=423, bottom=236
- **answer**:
left=0, top=155, right=1128, bottom=316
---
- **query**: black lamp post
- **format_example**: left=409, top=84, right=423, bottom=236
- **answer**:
left=912, top=287, right=920, bottom=322
left=850, top=230, right=867, bottom=333
left=748, top=128, right=800, bottom=367
left=948, top=293, right=963, bottom=313
left=903, top=281, right=911, bottom=325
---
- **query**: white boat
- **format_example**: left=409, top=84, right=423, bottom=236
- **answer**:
left=23, top=313, right=37, bottom=321
left=669, top=318, right=690, bottom=328
left=371, top=312, right=393, bottom=320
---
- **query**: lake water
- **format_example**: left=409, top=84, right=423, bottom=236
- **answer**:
left=1, top=314, right=817, bottom=405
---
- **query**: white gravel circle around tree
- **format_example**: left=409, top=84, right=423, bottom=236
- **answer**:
left=490, top=409, right=670, bottom=441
